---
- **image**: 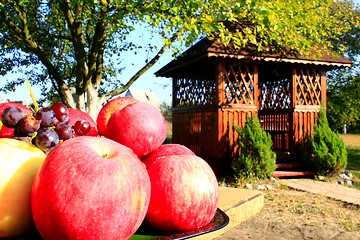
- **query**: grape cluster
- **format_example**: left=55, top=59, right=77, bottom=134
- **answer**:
left=1, top=103, right=90, bottom=152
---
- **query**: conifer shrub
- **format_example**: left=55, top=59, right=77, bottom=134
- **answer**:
left=232, top=115, right=276, bottom=179
left=304, top=108, right=347, bottom=174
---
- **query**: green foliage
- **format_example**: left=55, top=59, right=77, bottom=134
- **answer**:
left=327, top=69, right=360, bottom=134
left=159, top=101, right=172, bottom=119
left=305, top=109, right=347, bottom=174
left=326, top=1, right=360, bottom=134
left=232, top=115, right=276, bottom=179
left=328, top=0, right=360, bottom=61
left=0, top=0, right=358, bottom=114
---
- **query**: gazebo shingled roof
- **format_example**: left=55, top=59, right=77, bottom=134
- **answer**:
left=156, top=38, right=352, bottom=77
left=156, top=37, right=352, bottom=177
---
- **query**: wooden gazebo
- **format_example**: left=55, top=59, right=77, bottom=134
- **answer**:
left=155, top=38, right=352, bottom=176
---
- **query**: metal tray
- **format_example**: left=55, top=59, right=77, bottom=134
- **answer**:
left=7, top=209, right=229, bottom=240
left=130, top=208, right=229, bottom=240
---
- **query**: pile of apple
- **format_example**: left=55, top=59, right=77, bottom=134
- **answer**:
left=0, top=97, right=219, bottom=240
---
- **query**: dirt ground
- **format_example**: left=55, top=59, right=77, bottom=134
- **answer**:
left=340, top=134, right=360, bottom=148
left=217, top=187, right=360, bottom=240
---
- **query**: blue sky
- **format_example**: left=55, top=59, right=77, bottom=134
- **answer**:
left=0, top=38, right=175, bottom=106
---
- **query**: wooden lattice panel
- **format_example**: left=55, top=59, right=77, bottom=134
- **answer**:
left=223, top=62, right=255, bottom=104
left=295, top=67, right=322, bottom=105
left=174, top=76, right=216, bottom=107
left=260, top=78, right=291, bottom=110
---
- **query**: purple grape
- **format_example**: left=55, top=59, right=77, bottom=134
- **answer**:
left=14, top=126, right=29, bottom=137
left=35, top=108, right=56, bottom=128
left=34, top=128, right=59, bottom=152
left=1, top=107, right=25, bottom=128
left=18, top=115, right=41, bottom=134
left=55, top=124, right=73, bottom=140
left=50, top=103, right=69, bottom=123
left=73, top=120, right=90, bottom=136
left=61, top=115, right=70, bottom=125
left=13, top=136, right=31, bottom=143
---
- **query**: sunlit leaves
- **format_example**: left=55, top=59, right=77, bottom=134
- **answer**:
left=327, top=0, right=360, bottom=61
left=0, top=0, right=358, bottom=108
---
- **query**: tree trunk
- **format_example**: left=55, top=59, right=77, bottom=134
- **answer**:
left=86, top=83, right=103, bottom=121
left=60, top=83, right=103, bottom=121
left=62, top=88, right=77, bottom=109
left=76, top=93, right=86, bottom=113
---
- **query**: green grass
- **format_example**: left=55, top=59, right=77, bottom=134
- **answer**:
left=344, top=133, right=360, bottom=174
left=339, top=134, right=360, bottom=189
left=347, top=146, right=360, bottom=189
left=347, top=147, right=360, bottom=171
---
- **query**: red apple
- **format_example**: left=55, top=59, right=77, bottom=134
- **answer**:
left=68, top=108, right=98, bottom=136
left=141, top=144, right=195, bottom=167
left=0, top=102, right=32, bottom=138
left=97, top=97, right=139, bottom=137
left=145, top=155, right=219, bottom=233
left=31, top=136, right=151, bottom=240
left=107, top=102, right=167, bottom=157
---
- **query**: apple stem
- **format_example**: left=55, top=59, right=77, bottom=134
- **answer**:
left=26, top=78, right=39, bottom=112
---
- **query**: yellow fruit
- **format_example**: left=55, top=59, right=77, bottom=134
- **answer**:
left=0, top=138, right=46, bottom=238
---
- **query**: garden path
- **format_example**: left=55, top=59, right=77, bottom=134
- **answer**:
left=279, top=179, right=360, bottom=205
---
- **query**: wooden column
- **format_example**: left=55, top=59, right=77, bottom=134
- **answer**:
left=216, top=59, right=225, bottom=106
left=216, top=59, right=226, bottom=158
left=172, top=77, right=177, bottom=108
left=253, top=63, right=260, bottom=110
left=320, top=70, right=327, bottom=109
left=289, top=66, right=297, bottom=152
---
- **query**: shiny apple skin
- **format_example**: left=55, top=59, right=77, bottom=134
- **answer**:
left=67, top=108, right=99, bottom=137
left=107, top=102, right=167, bottom=158
left=146, top=155, right=219, bottom=233
left=141, top=144, right=195, bottom=167
left=31, top=136, right=151, bottom=240
left=96, top=97, right=139, bottom=137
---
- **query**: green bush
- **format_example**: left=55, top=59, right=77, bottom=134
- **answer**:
left=232, top=115, right=276, bottom=179
left=305, top=108, right=347, bottom=174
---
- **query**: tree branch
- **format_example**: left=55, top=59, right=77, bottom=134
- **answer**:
left=2, top=0, right=73, bottom=105
left=93, top=47, right=104, bottom=89
left=85, top=11, right=109, bottom=93
left=0, top=3, right=23, bottom=41
left=58, top=0, right=88, bottom=95
left=100, top=33, right=179, bottom=102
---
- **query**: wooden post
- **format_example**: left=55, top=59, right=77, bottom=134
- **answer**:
left=172, top=77, right=177, bottom=108
left=253, top=63, right=260, bottom=110
left=289, top=66, right=297, bottom=152
left=216, top=59, right=225, bottom=106
left=216, top=59, right=225, bottom=158
left=320, top=70, right=327, bottom=109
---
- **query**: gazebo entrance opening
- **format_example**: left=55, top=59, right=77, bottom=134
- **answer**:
left=258, top=62, right=292, bottom=158
left=259, top=62, right=327, bottom=161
